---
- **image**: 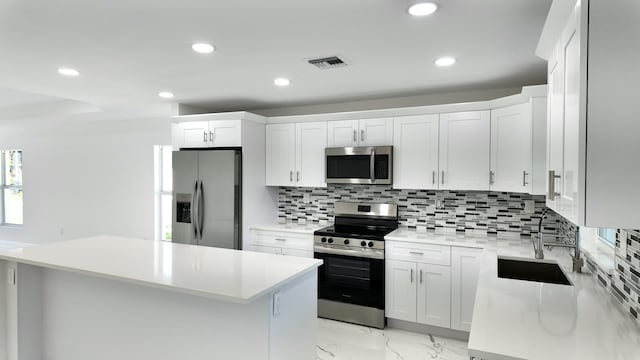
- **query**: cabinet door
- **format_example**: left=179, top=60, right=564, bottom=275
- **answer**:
left=393, top=115, right=440, bottom=190
left=547, top=49, right=564, bottom=213
left=295, top=122, right=327, bottom=187
left=451, top=247, right=482, bottom=332
left=439, top=111, right=491, bottom=190
left=490, top=103, right=533, bottom=193
left=177, top=121, right=209, bottom=148
left=208, top=120, right=241, bottom=147
left=327, top=120, right=359, bottom=147
left=416, top=263, right=451, bottom=328
left=266, top=124, right=296, bottom=186
left=359, top=118, right=393, bottom=146
left=560, top=17, right=581, bottom=225
left=281, top=248, right=313, bottom=258
left=385, top=260, right=417, bottom=322
left=251, top=245, right=282, bottom=255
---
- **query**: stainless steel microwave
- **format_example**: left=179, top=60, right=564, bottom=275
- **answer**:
left=325, top=146, right=393, bottom=185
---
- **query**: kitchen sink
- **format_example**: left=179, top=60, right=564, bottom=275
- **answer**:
left=497, top=256, right=573, bottom=286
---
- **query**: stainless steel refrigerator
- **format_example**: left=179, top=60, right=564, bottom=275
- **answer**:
left=172, top=149, right=241, bottom=249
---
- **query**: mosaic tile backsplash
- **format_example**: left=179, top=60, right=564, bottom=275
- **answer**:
left=278, top=185, right=561, bottom=237
left=613, top=229, right=640, bottom=325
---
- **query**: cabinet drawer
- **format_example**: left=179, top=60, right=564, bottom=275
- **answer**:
left=250, top=245, right=282, bottom=255
left=250, top=230, right=313, bottom=251
left=386, top=241, right=451, bottom=266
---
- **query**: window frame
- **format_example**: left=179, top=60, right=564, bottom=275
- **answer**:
left=0, top=149, right=24, bottom=226
left=154, top=146, right=173, bottom=241
left=597, top=228, right=616, bottom=248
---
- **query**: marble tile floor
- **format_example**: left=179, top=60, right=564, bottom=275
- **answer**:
left=317, top=318, right=469, bottom=360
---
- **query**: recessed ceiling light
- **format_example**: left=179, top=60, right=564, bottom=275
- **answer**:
left=58, top=68, right=80, bottom=76
left=158, top=91, right=174, bottom=99
left=192, top=43, right=215, bottom=54
left=434, top=57, right=456, bottom=67
left=274, top=78, right=291, bottom=87
left=408, top=2, right=438, bottom=16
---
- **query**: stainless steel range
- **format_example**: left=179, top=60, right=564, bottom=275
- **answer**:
left=313, top=202, right=398, bottom=329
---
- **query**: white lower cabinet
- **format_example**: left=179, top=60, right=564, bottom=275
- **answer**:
left=385, top=243, right=451, bottom=328
left=416, top=263, right=451, bottom=328
left=450, top=247, right=482, bottom=332
left=386, top=241, right=481, bottom=332
left=249, top=229, right=314, bottom=258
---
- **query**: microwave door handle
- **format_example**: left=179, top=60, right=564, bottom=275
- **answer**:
left=370, top=148, right=376, bottom=183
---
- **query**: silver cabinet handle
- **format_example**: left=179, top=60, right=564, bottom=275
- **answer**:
left=203, top=131, right=207, bottom=143
left=290, top=171, right=293, bottom=182
left=209, top=130, right=214, bottom=143
left=198, top=180, right=204, bottom=238
left=297, top=171, right=300, bottom=182
left=410, top=268, right=414, bottom=283
left=432, top=171, right=436, bottom=185
left=523, top=171, right=529, bottom=187
left=361, top=129, right=365, bottom=142
left=409, top=251, right=424, bottom=255
left=548, top=170, right=561, bottom=199
left=420, top=269, right=423, bottom=284
left=490, top=171, right=495, bottom=185
left=441, top=171, right=445, bottom=185
left=353, top=130, right=357, bottom=142
left=275, top=238, right=286, bottom=242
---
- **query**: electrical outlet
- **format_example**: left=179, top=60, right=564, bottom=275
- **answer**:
left=273, top=291, right=281, bottom=317
left=302, top=193, right=310, bottom=204
left=524, top=200, right=535, bottom=214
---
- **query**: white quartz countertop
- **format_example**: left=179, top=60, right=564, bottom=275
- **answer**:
left=0, top=235, right=322, bottom=304
left=385, top=228, right=486, bottom=248
left=250, top=222, right=327, bottom=234
left=468, top=246, right=640, bottom=360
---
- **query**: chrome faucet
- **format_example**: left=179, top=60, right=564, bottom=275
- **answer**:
left=535, top=209, right=583, bottom=273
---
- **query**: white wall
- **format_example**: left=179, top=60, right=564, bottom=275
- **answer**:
left=0, top=114, right=170, bottom=244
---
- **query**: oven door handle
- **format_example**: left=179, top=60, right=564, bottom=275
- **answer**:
left=314, top=246, right=384, bottom=260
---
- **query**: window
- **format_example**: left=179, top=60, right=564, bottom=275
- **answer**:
left=598, top=228, right=616, bottom=247
left=154, top=146, right=172, bottom=241
left=0, top=150, right=23, bottom=226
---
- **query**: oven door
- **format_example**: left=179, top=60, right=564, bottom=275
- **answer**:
left=325, top=146, right=392, bottom=185
left=314, top=249, right=384, bottom=309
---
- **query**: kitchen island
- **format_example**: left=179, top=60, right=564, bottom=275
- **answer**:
left=0, top=236, right=322, bottom=360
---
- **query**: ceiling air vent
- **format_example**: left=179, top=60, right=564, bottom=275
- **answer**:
left=308, top=56, right=348, bottom=70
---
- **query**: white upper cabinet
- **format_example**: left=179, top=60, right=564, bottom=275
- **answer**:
left=266, top=122, right=327, bottom=187
left=490, top=102, right=533, bottom=193
left=172, top=120, right=241, bottom=149
left=393, top=114, right=440, bottom=190
left=327, top=118, right=393, bottom=147
left=295, top=122, right=327, bottom=187
left=266, top=124, right=296, bottom=186
left=327, top=120, right=359, bottom=147
left=358, top=118, right=394, bottom=146
left=439, top=111, right=491, bottom=191
left=541, top=0, right=640, bottom=228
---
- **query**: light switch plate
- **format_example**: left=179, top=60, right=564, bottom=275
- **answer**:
left=524, top=200, right=535, bottom=214
left=302, top=193, right=310, bottom=203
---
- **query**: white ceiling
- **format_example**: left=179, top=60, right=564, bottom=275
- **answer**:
left=0, top=0, right=551, bottom=111
left=0, top=88, right=60, bottom=108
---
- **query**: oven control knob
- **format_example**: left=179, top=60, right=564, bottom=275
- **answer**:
left=321, top=237, right=327, bottom=243
left=360, top=241, right=367, bottom=247
left=343, top=239, right=350, bottom=245
left=368, top=241, right=374, bottom=248
left=327, top=238, right=334, bottom=244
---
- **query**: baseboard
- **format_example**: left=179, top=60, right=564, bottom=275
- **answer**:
left=386, top=318, right=469, bottom=341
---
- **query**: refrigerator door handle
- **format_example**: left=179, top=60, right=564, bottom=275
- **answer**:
left=191, top=181, right=199, bottom=239
left=198, top=180, right=205, bottom=240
